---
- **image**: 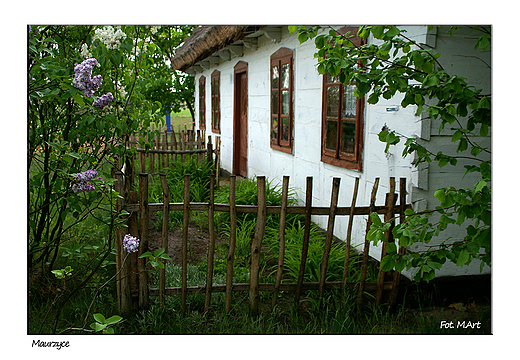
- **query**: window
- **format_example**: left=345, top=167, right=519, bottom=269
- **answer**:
left=211, top=70, right=221, bottom=134
left=321, top=27, right=364, bottom=171
left=198, top=76, right=206, bottom=130
left=270, top=48, right=293, bottom=154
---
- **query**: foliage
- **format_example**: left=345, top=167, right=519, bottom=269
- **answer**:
left=28, top=25, right=196, bottom=334
left=290, top=25, right=491, bottom=281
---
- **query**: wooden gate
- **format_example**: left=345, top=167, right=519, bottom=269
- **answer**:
left=114, top=170, right=410, bottom=315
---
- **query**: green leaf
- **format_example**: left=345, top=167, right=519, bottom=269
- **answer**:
left=153, top=248, right=165, bottom=257
left=93, top=313, right=105, bottom=323
left=456, top=249, right=470, bottom=267
left=383, top=26, right=401, bottom=39
left=105, top=315, right=123, bottom=325
left=66, top=152, right=82, bottom=159
left=90, top=322, right=106, bottom=332
left=370, top=212, right=382, bottom=226
left=288, top=26, right=299, bottom=34
left=386, top=242, right=397, bottom=254
left=475, top=179, right=487, bottom=193
left=73, top=93, right=84, bottom=106
left=139, top=251, right=153, bottom=258
left=395, top=257, right=407, bottom=272
left=480, top=123, right=489, bottom=137
left=422, top=269, right=435, bottom=282
left=380, top=255, right=395, bottom=271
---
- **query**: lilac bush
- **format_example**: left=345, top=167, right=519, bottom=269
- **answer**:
left=122, top=234, right=140, bottom=253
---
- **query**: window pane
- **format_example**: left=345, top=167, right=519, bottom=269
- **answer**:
left=271, top=116, right=278, bottom=139
left=341, top=121, right=356, bottom=155
left=272, top=90, right=278, bottom=115
left=326, top=86, right=340, bottom=118
left=282, top=117, right=289, bottom=142
left=342, top=85, right=356, bottom=119
left=272, top=65, right=279, bottom=89
left=281, top=64, right=290, bottom=88
left=328, top=73, right=339, bottom=83
left=282, top=90, right=289, bottom=115
left=325, top=119, right=338, bottom=151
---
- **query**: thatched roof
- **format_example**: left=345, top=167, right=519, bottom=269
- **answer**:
left=171, top=25, right=265, bottom=72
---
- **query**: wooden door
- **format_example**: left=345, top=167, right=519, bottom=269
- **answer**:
left=234, top=62, right=248, bottom=177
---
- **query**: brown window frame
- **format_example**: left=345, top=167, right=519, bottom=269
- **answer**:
left=211, top=70, right=221, bottom=134
left=199, top=76, right=206, bottom=130
left=270, top=47, right=293, bottom=154
left=321, top=27, right=364, bottom=171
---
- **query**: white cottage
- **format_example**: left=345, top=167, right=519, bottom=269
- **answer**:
left=171, top=25, right=491, bottom=280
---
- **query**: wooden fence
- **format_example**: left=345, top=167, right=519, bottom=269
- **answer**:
left=129, top=124, right=221, bottom=181
left=113, top=171, right=411, bottom=316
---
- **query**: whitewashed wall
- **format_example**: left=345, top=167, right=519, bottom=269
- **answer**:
left=194, top=25, right=491, bottom=278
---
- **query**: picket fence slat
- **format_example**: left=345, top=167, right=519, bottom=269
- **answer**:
left=272, top=175, right=290, bottom=307
left=357, top=178, right=380, bottom=306
left=225, top=176, right=237, bottom=313
left=159, top=174, right=170, bottom=305
left=341, top=177, right=359, bottom=302
left=204, top=175, right=216, bottom=312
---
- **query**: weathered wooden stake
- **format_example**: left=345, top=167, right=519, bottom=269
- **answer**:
left=341, top=177, right=359, bottom=302
left=181, top=174, right=190, bottom=316
left=295, top=176, right=313, bottom=305
left=225, top=176, right=237, bottom=313
left=319, top=177, right=341, bottom=299
left=114, top=169, right=124, bottom=311
left=204, top=175, right=216, bottom=312
left=159, top=174, right=170, bottom=305
left=388, top=178, right=407, bottom=308
left=250, top=176, right=267, bottom=314
left=138, top=173, right=150, bottom=309
left=376, top=178, right=396, bottom=306
left=357, top=178, right=379, bottom=307
left=272, top=175, right=290, bottom=308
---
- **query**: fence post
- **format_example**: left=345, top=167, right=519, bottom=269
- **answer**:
left=181, top=174, right=190, bottom=316
left=376, top=178, right=396, bottom=306
left=250, top=176, right=267, bottom=315
left=159, top=174, right=170, bottom=305
left=126, top=190, right=139, bottom=312
left=341, top=177, right=359, bottom=302
left=272, top=175, right=290, bottom=308
left=357, top=178, right=380, bottom=307
left=295, top=176, right=313, bottom=305
left=388, top=178, right=407, bottom=308
left=114, top=168, right=124, bottom=311
left=319, top=177, right=341, bottom=300
left=206, top=136, right=213, bottom=169
left=225, top=176, right=237, bottom=314
left=204, top=175, right=216, bottom=312
left=138, top=173, right=150, bottom=310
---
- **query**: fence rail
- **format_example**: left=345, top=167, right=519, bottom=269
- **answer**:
left=114, top=171, right=410, bottom=315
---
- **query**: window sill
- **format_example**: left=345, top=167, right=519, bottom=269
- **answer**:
left=271, top=143, right=293, bottom=155
left=321, top=153, right=362, bottom=172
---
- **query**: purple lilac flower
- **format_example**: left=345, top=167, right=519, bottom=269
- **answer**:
left=72, top=58, right=102, bottom=98
left=72, top=169, right=103, bottom=193
left=123, top=234, right=140, bottom=253
left=93, top=92, right=114, bottom=110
